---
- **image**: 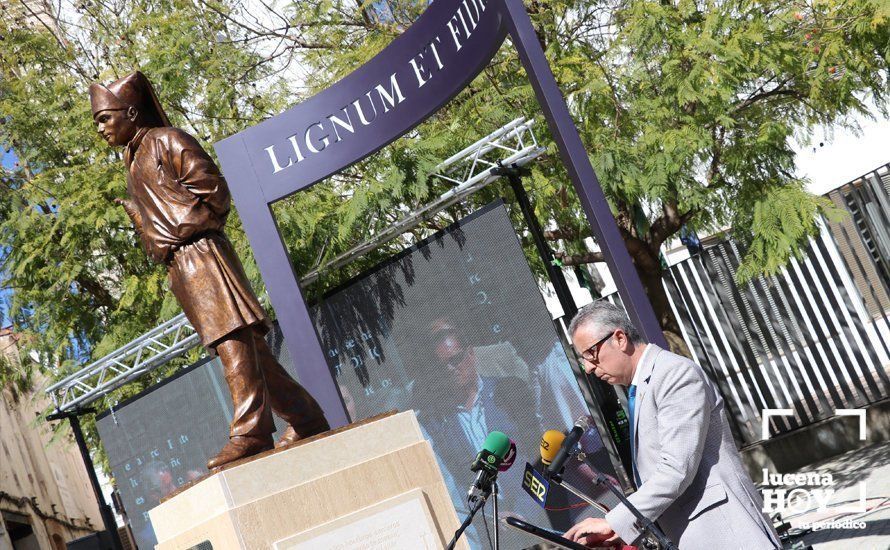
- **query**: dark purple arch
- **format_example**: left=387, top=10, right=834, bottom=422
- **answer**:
left=215, top=0, right=665, bottom=427
left=216, top=0, right=507, bottom=202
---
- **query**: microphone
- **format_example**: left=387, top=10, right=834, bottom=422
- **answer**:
left=539, top=429, right=565, bottom=468
left=448, top=432, right=513, bottom=550
left=547, top=416, right=591, bottom=476
left=468, top=431, right=511, bottom=501
left=519, top=431, right=564, bottom=507
left=537, top=427, right=613, bottom=518
left=499, top=439, right=517, bottom=472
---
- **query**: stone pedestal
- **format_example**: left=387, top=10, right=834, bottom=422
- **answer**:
left=149, top=411, right=466, bottom=549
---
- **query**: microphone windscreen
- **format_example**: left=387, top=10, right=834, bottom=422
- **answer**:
left=498, top=440, right=517, bottom=472
left=540, top=429, right=565, bottom=465
left=483, top=431, right=511, bottom=459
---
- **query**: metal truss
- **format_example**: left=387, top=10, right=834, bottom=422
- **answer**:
left=45, top=313, right=200, bottom=413
left=46, top=118, right=544, bottom=412
left=302, top=117, right=544, bottom=284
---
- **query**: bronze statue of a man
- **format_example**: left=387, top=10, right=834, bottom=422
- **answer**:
left=90, top=71, right=329, bottom=469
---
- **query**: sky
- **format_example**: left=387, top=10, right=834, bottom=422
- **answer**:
left=796, top=108, right=890, bottom=196
left=1, top=149, right=16, bottom=170
left=0, top=150, right=14, bottom=325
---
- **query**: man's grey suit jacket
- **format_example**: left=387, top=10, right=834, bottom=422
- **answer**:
left=604, top=345, right=781, bottom=549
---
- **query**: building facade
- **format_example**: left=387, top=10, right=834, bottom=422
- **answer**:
left=0, top=328, right=101, bottom=550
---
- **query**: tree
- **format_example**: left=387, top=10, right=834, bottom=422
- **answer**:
left=226, top=0, right=890, bottom=345
left=537, top=0, right=889, bottom=341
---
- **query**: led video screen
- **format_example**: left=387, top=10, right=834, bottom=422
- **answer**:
left=97, top=200, right=621, bottom=550
left=312, top=200, right=621, bottom=548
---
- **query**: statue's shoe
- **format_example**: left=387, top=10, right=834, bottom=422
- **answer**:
left=207, top=435, right=274, bottom=470
left=275, top=419, right=330, bottom=449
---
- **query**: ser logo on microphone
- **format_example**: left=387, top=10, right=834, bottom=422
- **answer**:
left=521, top=463, right=550, bottom=508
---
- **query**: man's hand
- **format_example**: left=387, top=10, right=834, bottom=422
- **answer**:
left=114, top=197, right=131, bottom=207
left=564, top=517, right=621, bottom=547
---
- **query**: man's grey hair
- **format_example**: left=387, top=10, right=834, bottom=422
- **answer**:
left=568, top=301, right=645, bottom=344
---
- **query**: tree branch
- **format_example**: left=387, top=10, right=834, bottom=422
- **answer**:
left=649, top=200, right=697, bottom=249
left=74, top=274, right=114, bottom=311
left=732, top=84, right=803, bottom=113
left=554, top=250, right=604, bottom=266
left=543, top=227, right=590, bottom=242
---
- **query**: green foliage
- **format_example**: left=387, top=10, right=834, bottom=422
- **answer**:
left=0, top=0, right=887, bottom=462
left=281, top=0, right=888, bottom=305
left=586, top=0, right=888, bottom=279
left=0, top=351, right=33, bottom=402
left=734, top=184, right=842, bottom=282
left=0, top=0, right=291, bottom=443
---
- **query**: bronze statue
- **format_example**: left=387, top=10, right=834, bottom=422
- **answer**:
left=90, top=71, right=329, bottom=469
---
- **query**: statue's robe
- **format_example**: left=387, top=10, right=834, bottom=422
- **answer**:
left=122, top=126, right=268, bottom=347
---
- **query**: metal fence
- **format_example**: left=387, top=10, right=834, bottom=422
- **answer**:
left=598, top=165, right=890, bottom=446
left=825, top=164, right=890, bottom=319
left=660, top=232, right=890, bottom=445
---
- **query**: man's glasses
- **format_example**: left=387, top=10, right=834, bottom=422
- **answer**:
left=580, top=331, right=615, bottom=362
left=438, top=342, right=469, bottom=370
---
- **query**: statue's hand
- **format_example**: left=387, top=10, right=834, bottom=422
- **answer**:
left=114, top=198, right=143, bottom=234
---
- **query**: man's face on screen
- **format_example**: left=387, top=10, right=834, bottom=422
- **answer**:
left=434, top=332, right=476, bottom=387
left=573, top=323, right=633, bottom=386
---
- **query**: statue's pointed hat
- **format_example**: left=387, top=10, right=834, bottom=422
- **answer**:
left=89, top=71, right=170, bottom=127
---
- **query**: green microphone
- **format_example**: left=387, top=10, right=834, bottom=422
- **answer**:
left=468, top=431, right=512, bottom=501
left=471, top=431, right=511, bottom=472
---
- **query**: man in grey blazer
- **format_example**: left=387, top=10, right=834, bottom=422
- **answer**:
left=563, top=302, right=780, bottom=549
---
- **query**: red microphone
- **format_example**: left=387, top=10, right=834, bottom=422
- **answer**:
left=498, top=439, right=517, bottom=472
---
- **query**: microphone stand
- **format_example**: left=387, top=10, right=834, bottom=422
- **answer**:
left=448, top=481, right=503, bottom=550
left=575, top=451, right=679, bottom=550
left=446, top=496, right=485, bottom=550
left=548, top=473, right=610, bottom=515
left=492, top=481, right=500, bottom=550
